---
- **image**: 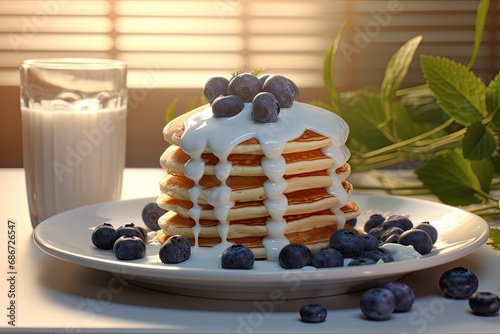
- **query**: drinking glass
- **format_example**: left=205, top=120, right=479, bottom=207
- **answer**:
left=20, top=58, right=127, bottom=228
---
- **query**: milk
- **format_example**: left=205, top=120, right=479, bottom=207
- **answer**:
left=22, top=103, right=127, bottom=225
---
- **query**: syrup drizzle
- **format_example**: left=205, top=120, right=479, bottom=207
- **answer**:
left=180, top=102, right=350, bottom=260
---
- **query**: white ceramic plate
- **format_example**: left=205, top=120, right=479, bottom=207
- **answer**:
left=33, top=194, right=490, bottom=300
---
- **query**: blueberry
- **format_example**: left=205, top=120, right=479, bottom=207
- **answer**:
left=227, top=73, right=262, bottom=102
left=383, top=234, right=400, bottom=244
left=381, top=281, right=415, bottom=313
left=398, top=229, right=433, bottom=255
left=348, top=258, right=377, bottom=266
left=363, top=214, right=385, bottom=233
left=91, top=223, right=116, bottom=249
left=141, top=202, right=167, bottom=231
left=252, top=92, right=280, bottom=123
left=382, top=215, right=413, bottom=231
left=113, top=223, right=145, bottom=244
left=345, top=218, right=357, bottom=228
left=361, top=234, right=379, bottom=251
left=299, top=304, right=327, bottom=323
left=113, top=235, right=146, bottom=260
left=439, top=267, right=479, bottom=299
left=360, top=288, right=396, bottom=321
left=221, top=244, right=254, bottom=269
left=367, top=226, right=385, bottom=240
left=159, top=235, right=191, bottom=264
left=212, top=95, right=244, bottom=118
left=413, top=222, right=438, bottom=245
left=262, top=75, right=297, bottom=108
left=258, top=74, right=271, bottom=86
left=278, top=243, right=312, bottom=269
left=358, top=248, right=394, bottom=263
left=380, top=227, right=404, bottom=243
left=468, top=292, right=500, bottom=316
left=329, top=228, right=365, bottom=258
left=203, top=76, right=229, bottom=103
left=311, top=248, right=343, bottom=268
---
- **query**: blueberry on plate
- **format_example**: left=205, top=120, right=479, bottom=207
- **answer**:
left=382, top=215, right=413, bottom=231
left=311, top=248, right=343, bottom=268
left=358, top=248, right=394, bottom=263
left=360, top=288, right=396, bottom=321
left=221, top=244, right=254, bottom=269
left=329, top=228, right=365, bottom=258
left=381, top=281, right=415, bottom=313
left=439, top=267, right=479, bottom=299
left=398, top=229, right=433, bottom=255
left=363, top=214, right=385, bottom=233
left=159, top=235, right=191, bottom=264
left=468, top=292, right=500, bottom=316
left=348, top=258, right=377, bottom=266
left=141, top=202, right=167, bottom=231
left=413, top=221, right=438, bottom=245
left=113, top=223, right=146, bottom=243
left=113, top=235, right=146, bottom=260
left=379, top=227, right=405, bottom=243
left=278, top=243, right=312, bottom=269
left=91, top=223, right=116, bottom=250
left=299, top=304, right=327, bottom=323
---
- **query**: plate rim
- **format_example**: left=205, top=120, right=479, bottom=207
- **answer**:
left=33, top=193, right=491, bottom=285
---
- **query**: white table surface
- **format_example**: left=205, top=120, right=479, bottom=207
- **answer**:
left=0, top=168, right=498, bottom=333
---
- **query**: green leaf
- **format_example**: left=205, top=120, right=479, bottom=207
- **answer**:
left=338, top=90, right=393, bottom=152
left=467, top=0, right=491, bottom=69
left=487, top=228, right=500, bottom=251
left=414, top=149, right=484, bottom=206
left=165, top=98, right=178, bottom=123
left=470, top=158, right=494, bottom=193
left=322, top=21, right=347, bottom=111
left=486, top=72, right=500, bottom=131
left=420, top=56, right=487, bottom=126
left=381, top=35, right=422, bottom=101
left=462, top=122, right=496, bottom=160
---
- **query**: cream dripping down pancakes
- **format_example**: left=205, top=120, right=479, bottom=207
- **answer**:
left=156, top=74, right=360, bottom=260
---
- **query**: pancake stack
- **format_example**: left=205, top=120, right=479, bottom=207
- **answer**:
left=156, top=80, right=360, bottom=260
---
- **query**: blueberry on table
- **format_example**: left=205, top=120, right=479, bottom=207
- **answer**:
left=159, top=235, right=192, bottom=264
left=439, top=267, right=479, bottom=299
left=211, top=95, right=244, bottom=118
left=398, top=229, right=433, bottom=255
left=468, top=292, right=500, bottom=316
left=278, top=243, right=312, bottom=269
left=299, top=304, right=327, bottom=323
left=203, top=76, right=229, bottom=103
left=329, top=228, right=365, bottom=258
left=363, top=214, right=385, bottom=233
left=91, top=223, right=116, bottom=249
left=113, top=223, right=146, bottom=243
left=252, top=92, right=280, bottom=123
left=413, top=221, right=438, bottom=245
left=221, top=244, right=254, bottom=269
left=113, top=235, right=146, bottom=260
left=311, top=248, right=343, bottom=268
left=227, top=73, right=262, bottom=102
left=381, top=281, right=415, bottom=313
left=141, top=202, right=167, bottom=231
left=262, top=74, right=297, bottom=108
left=382, top=215, right=413, bottom=231
left=360, top=288, right=396, bottom=321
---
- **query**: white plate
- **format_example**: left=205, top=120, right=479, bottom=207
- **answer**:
left=33, top=194, right=490, bottom=300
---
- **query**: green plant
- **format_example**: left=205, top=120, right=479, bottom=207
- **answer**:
left=318, top=0, right=499, bottom=217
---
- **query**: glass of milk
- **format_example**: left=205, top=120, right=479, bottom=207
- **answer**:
left=20, top=58, right=127, bottom=228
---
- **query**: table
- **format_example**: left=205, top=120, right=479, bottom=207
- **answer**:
left=0, top=168, right=498, bottom=333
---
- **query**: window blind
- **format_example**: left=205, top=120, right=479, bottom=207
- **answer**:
left=0, top=0, right=498, bottom=90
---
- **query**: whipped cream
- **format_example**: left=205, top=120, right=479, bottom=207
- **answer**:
left=180, top=101, right=350, bottom=260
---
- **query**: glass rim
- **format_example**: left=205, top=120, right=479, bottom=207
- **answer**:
left=21, top=58, right=126, bottom=70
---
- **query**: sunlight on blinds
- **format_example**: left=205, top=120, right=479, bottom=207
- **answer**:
left=0, top=0, right=497, bottom=88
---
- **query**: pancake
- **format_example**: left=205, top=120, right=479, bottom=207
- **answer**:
left=156, top=80, right=358, bottom=260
